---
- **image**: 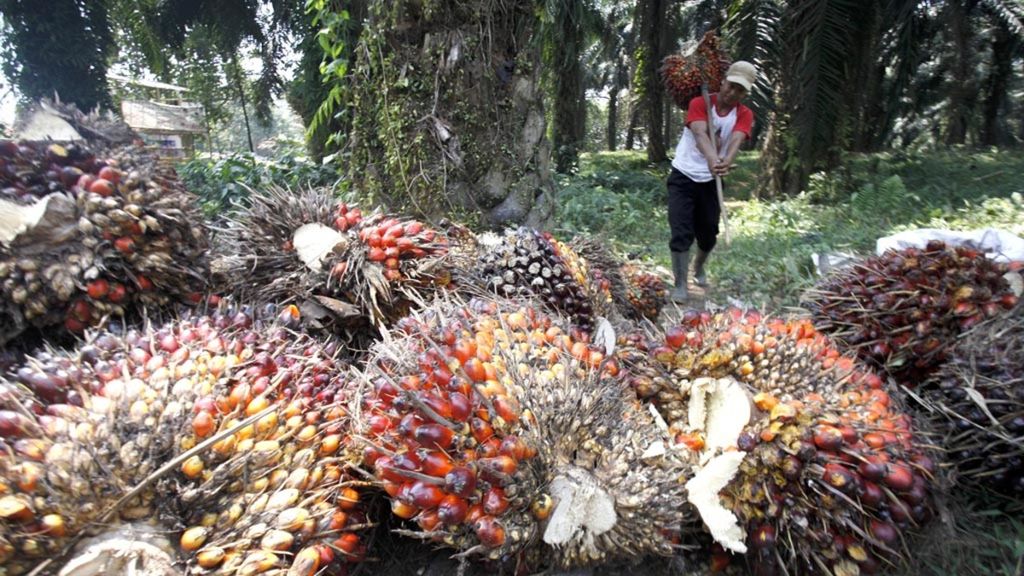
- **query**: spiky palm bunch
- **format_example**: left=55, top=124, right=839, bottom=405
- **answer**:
left=0, top=306, right=369, bottom=575
left=0, top=140, right=209, bottom=345
left=912, top=302, right=1024, bottom=496
left=214, top=185, right=458, bottom=334
left=619, top=309, right=936, bottom=575
left=354, top=296, right=691, bottom=569
left=804, top=241, right=1019, bottom=386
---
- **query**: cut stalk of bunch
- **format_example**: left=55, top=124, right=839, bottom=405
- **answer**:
left=0, top=306, right=371, bottom=576
left=0, top=140, right=210, bottom=346
left=618, top=309, right=937, bottom=575
left=352, top=296, right=692, bottom=569
left=804, top=242, right=1020, bottom=387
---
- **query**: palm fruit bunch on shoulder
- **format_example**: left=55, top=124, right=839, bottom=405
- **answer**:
left=478, top=228, right=604, bottom=332
left=617, top=309, right=937, bottom=575
left=215, top=185, right=455, bottom=334
left=0, top=139, right=209, bottom=345
left=803, top=241, right=1020, bottom=386
left=0, top=305, right=372, bottom=575
left=913, top=301, right=1024, bottom=496
left=354, top=297, right=691, bottom=569
left=660, top=31, right=730, bottom=109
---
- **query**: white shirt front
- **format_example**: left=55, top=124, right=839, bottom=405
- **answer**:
left=671, top=104, right=738, bottom=183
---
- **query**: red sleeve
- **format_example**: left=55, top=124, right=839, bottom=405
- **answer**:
left=734, top=105, right=754, bottom=137
left=684, top=95, right=707, bottom=127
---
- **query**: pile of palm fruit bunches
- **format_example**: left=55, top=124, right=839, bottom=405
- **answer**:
left=3, top=112, right=1021, bottom=574
left=0, top=139, right=210, bottom=348
left=804, top=241, right=1023, bottom=497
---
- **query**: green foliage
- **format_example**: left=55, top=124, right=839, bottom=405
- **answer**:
left=304, top=0, right=349, bottom=147
left=0, top=0, right=115, bottom=111
left=178, top=147, right=344, bottom=216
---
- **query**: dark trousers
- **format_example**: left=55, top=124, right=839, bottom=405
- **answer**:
left=667, top=168, right=721, bottom=253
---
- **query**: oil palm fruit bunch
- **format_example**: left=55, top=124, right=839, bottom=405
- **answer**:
left=478, top=229, right=602, bottom=331
left=354, top=297, right=691, bottom=569
left=660, top=31, right=730, bottom=109
left=912, top=301, right=1024, bottom=496
left=617, top=309, right=936, bottom=575
left=622, top=264, right=669, bottom=321
left=0, top=139, right=209, bottom=345
left=215, top=185, right=455, bottom=333
left=0, top=305, right=372, bottom=575
left=566, top=235, right=669, bottom=322
left=803, top=241, right=1020, bottom=386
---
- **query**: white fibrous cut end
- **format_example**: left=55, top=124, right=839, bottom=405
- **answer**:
left=703, top=378, right=751, bottom=455
left=1004, top=271, right=1023, bottom=297
left=686, top=377, right=751, bottom=460
left=641, top=440, right=666, bottom=459
left=293, top=223, right=347, bottom=272
left=686, top=451, right=747, bottom=553
left=0, top=195, right=52, bottom=245
left=543, top=471, right=617, bottom=548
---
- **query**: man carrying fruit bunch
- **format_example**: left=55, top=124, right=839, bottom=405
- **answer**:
left=666, top=60, right=756, bottom=302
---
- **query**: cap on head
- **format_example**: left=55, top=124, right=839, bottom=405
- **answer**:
left=725, top=61, right=757, bottom=91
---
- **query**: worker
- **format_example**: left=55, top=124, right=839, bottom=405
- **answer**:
left=666, top=60, right=756, bottom=302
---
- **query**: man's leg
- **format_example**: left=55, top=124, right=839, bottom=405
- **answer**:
left=692, top=181, right=722, bottom=287
left=667, top=169, right=697, bottom=301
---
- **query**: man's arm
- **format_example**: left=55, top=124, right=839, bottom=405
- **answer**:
left=715, top=131, right=747, bottom=176
left=689, top=120, right=721, bottom=174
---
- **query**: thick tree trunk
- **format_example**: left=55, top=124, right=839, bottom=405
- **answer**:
left=848, top=1, right=885, bottom=152
left=636, top=0, right=667, bottom=162
left=625, top=98, right=641, bottom=150
left=607, top=86, right=619, bottom=151
left=981, top=20, right=1012, bottom=147
left=552, top=0, right=586, bottom=173
left=944, top=1, right=975, bottom=145
left=348, top=0, right=555, bottom=228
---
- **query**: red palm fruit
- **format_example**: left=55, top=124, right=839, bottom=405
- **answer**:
left=493, top=396, right=518, bottom=422
left=452, top=339, right=476, bottom=364
left=473, top=517, right=506, bottom=548
left=869, top=520, right=899, bottom=546
left=883, top=464, right=914, bottom=491
left=421, top=392, right=453, bottom=420
left=751, top=525, right=776, bottom=550
left=860, top=481, right=884, bottom=508
left=409, top=481, right=445, bottom=509
left=437, top=494, right=469, bottom=525
left=417, top=509, right=442, bottom=531
left=449, top=392, right=472, bottom=422
left=858, top=456, right=888, bottom=482
left=478, top=455, right=517, bottom=481
left=88, top=178, right=114, bottom=196
left=97, top=166, right=121, bottom=184
left=86, top=279, right=110, bottom=299
left=413, top=423, right=455, bottom=450
left=822, top=463, right=857, bottom=492
left=443, top=467, right=476, bottom=498
left=368, top=247, right=386, bottom=262
left=813, top=425, right=844, bottom=451
left=108, top=283, right=127, bottom=303
left=482, top=487, right=509, bottom=516
left=391, top=499, right=418, bottom=519
left=420, top=451, right=454, bottom=477
left=469, top=417, right=494, bottom=443
left=462, top=357, right=487, bottom=382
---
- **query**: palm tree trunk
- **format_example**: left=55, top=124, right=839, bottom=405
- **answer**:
left=636, top=0, right=666, bottom=162
left=981, top=19, right=1012, bottom=147
left=607, top=86, right=619, bottom=151
left=552, top=0, right=586, bottom=173
left=944, top=1, right=974, bottom=145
